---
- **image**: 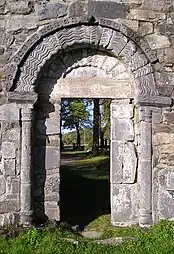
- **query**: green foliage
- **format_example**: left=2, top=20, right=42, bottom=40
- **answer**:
left=63, top=128, right=93, bottom=146
left=2, top=221, right=174, bottom=253
left=61, top=99, right=91, bottom=147
left=20, top=228, right=41, bottom=245
left=61, top=99, right=91, bottom=130
left=100, top=99, right=112, bottom=141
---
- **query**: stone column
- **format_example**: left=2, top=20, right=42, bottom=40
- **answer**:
left=139, top=107, right=153, bottom=226
left=20, top=107, right=33, bottom=225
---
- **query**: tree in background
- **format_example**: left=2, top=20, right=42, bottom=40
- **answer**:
left=61, top=99, right=91, bottom=148
left=92, top=98, right=100, bottom=154
left=100, top=99, right=111, bottom=153
left=92, top=98, right=111, bottom=154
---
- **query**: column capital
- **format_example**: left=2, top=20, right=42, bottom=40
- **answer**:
left=21, top=107, right=33, bottom=122
left=139, top=107, right=152, bottom=123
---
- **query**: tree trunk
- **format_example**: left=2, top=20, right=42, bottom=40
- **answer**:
left=100, top=129, right=105, bottom=153
left=92, top=99, right=100, bottom=154
left=76, top=125, right=81, bottom=148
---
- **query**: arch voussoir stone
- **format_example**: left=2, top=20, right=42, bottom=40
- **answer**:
left=98, top=18, right=157, bottom=63
left=107, top=30, right=128, bottom=55
left=99, top=27, right=113, bottom=48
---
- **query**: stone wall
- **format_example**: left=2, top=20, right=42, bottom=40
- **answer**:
left=111, top=99, right=139, bottom=226
left=0, top=103, right=20, bottom=225
left=33, top=101, right=60, bottom=222
left=152, top=106, right=174, bottom=222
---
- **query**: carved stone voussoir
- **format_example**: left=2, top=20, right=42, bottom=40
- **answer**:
left=99, top=18, right=156, bottom=63
left=133, top=64, right=153, bottom=78
left=135, top=73, right=157, bottom=96
left=12, top=33, right=41, bottom=65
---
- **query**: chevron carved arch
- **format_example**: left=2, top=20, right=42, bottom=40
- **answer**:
left=5, top=16, right=158, bottom=96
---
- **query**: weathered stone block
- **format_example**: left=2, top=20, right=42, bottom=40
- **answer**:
left=164, top=112, right=174, bottom=124
left=158, top=190, right=174, bottom=219
left=111, top=141, right=123, bottom=183
left=45, top=193, right=59, bottom=202
left=142, top=0, right=172, bottom=11
left=0, top=200, right=19, bottom=213
left=111, top=183, right=139, bottom=225
left=45, top=118, right=60, bottom=135
left=46, top=135, right=60, bottom=147
left=152, top=108, right=162, bottom=124
left=0, top=0, right=5, bottom=7
left=112, top=104, right=133, bottom=119
left=7, top=178, right=19, bottom=194
left=111, top=141, right=137, bottom=183
left=3, top=159, right=16, bottom=176
left=163, top=48, right=174, bottom=65
left=45, top=203, right=60, bottom=221
left=156, top=167, right=174, bottom=220
left=0, top=212, right=20, bottom=226
left=158, top=22, right=174, bottom=36
left=0, top=15, right=5, bottom=29
left=6, top=0, right=33, bottom=14
left=128, top=9, right=166, bottom=21
left=115, top=19, right=139, bottom=32
left=112, top=118, right=134, bottom=141
left=122, top=142, right=137, bottom=183
left=0, top=104, right=19, bottom=121
left=158, top=144, right=174, bottom=154
left=35, top=2, right=68, bottom=21
left=138, top=22, right=153, bottom=36
left=6, top=14, right=37, bottom=33
left=2, top=128, right=20, bottom=141
left=2, top=142, right=15, bottom=159
left=145, top=34, right=170, bottom=50
left=68, top=0, right=86, bottom=17
left=153, top=124, right=173, bottom=134
left=89, top=1, right=127, bottom=19
left=0, top=175, right=5, bottom=195
left=45, top=174, right=60, bottom=194
left=166, top=171, right=174, bottom=190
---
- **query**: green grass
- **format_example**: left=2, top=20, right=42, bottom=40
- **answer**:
left=70, top=155, right=109, bottom=180
left=85, top=214, right=143, bottom=239
left=1, top=220, right=174, bottom=253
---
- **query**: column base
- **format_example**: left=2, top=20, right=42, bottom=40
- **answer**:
left=20, top=210, right=33, bottom=227
left=139, top=210, right=153, bottom=227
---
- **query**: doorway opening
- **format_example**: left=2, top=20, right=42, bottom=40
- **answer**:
left=60, top=98, right=111, bottom=228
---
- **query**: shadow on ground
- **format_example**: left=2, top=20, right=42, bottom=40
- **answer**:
left=60, top=153, right=110, bottom=229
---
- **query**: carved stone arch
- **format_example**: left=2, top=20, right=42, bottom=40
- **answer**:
left=5, top=16, right=158, bottom=97
left=37, top=48, right=136, bottom=100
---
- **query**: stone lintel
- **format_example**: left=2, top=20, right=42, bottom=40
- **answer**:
left=135, top=95, right=172, bottom=107
left=7, top=92, right=38, bottom=105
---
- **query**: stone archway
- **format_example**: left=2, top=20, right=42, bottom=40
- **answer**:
left=5, top=16, right=171, bottom=227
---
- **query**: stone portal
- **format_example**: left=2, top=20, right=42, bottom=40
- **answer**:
left=0, top=17, right=172, bottom=227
